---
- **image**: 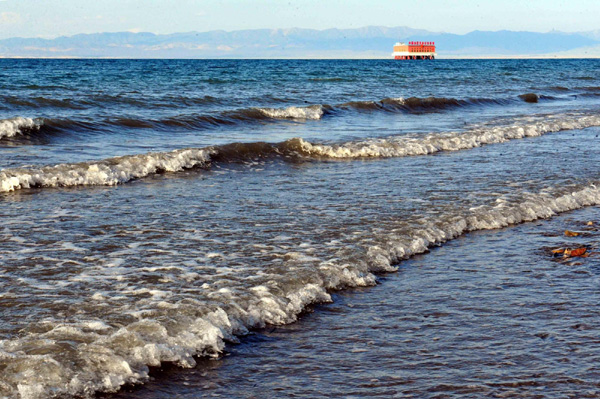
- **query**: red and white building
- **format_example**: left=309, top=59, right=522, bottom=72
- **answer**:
left=392, top=41, right=436, bottom=60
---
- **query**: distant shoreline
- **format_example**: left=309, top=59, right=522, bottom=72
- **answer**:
left=1, top=26, right=599, bottom=59
left=0, top=56, right=599, bottom=60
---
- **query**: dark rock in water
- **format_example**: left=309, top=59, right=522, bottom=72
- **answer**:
left=519, top=93, right=540, bottom=103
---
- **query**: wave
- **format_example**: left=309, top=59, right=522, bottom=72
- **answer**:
left=338, top=96, right=510, bottom=113
left=95, top=94, right=549, bottom=128
left=392, top=96, right=506, bottom=109
left=2, top=112, right=599, bottom=193
left=85, top=105, right=326, bottom=130
left=0, top=105, right=327, bottom=142
left=0, top=117, right=101, bottom=142
left=1, top=93, right=556, bottom=141
left=0, top=117, right=40, bottom=139
left=364, top=183, right=600, bottom=271
left=290, top=112, right=600, bottom=158
left=0, top=148, right=213, bottom=193
left=4, top=182, right=600, bottom=398
left=266, top=93, right=551, bottom=116
left=256, top=104, right=326, bottom=120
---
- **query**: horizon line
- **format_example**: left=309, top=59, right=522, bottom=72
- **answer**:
left=1, top=56, right=599, bottom=60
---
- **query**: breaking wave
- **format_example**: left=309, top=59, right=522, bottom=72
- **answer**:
left=1, top=93, right=559, bottom=141
left=2, top=112, right=600, bottom=193
left=3, top=182, right=600, bottom=398
left=364, top=184, right=600, bottom=271
left=0, top=117, right=41, bottom=139
left=256, top=104, right=325, bottom=120
left=7, top=106, right=330, bottom=138
left=0, top=148, right=213, bottom=193
left=292, top=112, right=600, bottom=158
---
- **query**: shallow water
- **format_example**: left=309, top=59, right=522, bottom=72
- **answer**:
left=109, top=206, right=600, bottom=398
left=1, top=59, right=600, bottom=398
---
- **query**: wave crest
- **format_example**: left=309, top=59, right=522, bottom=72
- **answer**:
left=0, top=148, right=213, bottom=193
left=290, top=113, right=600, bottom=158
left=0, top=117, right=40, bottom=139
left=3, top=112, right=600, bottom=194
left=1, top=94, right=556, bottom=142
left=256, top=105, right=325, bottom=120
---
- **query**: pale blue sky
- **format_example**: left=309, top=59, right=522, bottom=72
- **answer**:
left=0, top=0, right=598, bottom=39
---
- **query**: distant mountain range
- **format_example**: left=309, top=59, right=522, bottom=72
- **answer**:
left=1, top=26, right=600, bottom=58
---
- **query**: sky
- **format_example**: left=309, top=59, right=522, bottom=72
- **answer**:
left=0, top=0, right=598, bottom=39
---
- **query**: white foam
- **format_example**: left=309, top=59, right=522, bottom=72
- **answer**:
left=0, top=282, right=351, bottom=398
left=3, top=184, right=600, bottom=398
left=365, top=184, right=600, bottom=271
left=292, top=113, right=600, bottom=158
left=389, top=97, right=405, bottom=103
left=257, top=105, right=324, bottom=120
left=4, top=110, right=593, bottom=193
left=0, top=147, right=214, bottom=193
left=0, top=117, right=39, bottom=139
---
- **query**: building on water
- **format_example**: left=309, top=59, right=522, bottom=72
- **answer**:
left=392, top=41, right=436, bottom=60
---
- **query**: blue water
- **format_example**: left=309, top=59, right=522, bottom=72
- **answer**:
left=1, top=59, right=600, bottom=399
left=0, top=59, right=599, bottom=165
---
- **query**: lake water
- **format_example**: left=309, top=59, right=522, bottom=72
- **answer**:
left=1, top=59, right=600, bottom=398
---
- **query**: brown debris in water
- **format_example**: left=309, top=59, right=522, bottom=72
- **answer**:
left=564, top=230, right=582, bottom=237
left=547, top=221, right=598, bottom=261
left=550, top=247, right=589, bottom=258
left=563, top=247, right=588, bottom=258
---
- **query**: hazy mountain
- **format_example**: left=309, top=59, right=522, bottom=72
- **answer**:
left=409, top=30, right=600, bottom=56
left=0, top=26, right=598, bottom=58
left=578, top=29, right=600, bottom=41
